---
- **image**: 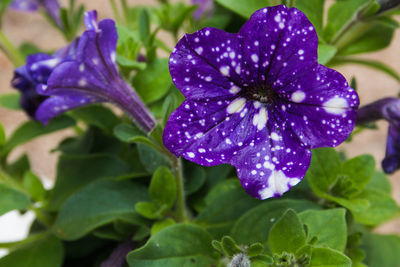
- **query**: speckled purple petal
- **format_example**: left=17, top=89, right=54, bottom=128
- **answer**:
left=164, top=96, right=252, bottom=166
left=238, top=5, right=317, bottom=87
left=76, top=19, right=119, bottom=80
left=10, top=0, right=39, bottom=11
left=84, top=10, right=98, bottom=31
left=169, top=27, right=243, bottom=100
left=277, top=65, right=359, bottom=148
left=35, top=92, right=103, bottom=124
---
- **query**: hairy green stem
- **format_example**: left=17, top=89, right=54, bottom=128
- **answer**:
left=171, top=156, right=189, bottom=222
left=0, top=29, right=24, bottom=67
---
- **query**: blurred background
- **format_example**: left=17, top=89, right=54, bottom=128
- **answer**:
left=0, top=0, right=399, bottom=251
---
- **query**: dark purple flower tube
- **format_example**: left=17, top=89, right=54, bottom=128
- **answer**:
left=35, top=11, right=156, bottom=133
left=11, top=40, right=78, bottom=118
left=357, top=97, right=400, bottom=173
left=10, top=0, right=61, bottom=27
left=164, top=5, right=359, bottom=199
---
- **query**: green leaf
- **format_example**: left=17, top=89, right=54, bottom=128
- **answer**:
left=338, top=22, right=395, bottom=56
left=113, top=123, right=146, bottom=143
left=127, top=224, right=217, bottom=266
left=310, top=247, right=351, bottom=267
left=341, top=154, right=375, bottom=191
left=350, top=188, right=398, bottom=225
left=0, top=122, right=5, bottom=147
left=151, top=218, right=176, bottom=235
left=139, top=9, right=151, bottom=44
left=23, top=171, right=45, bottom=201
left=0, top=233, right=63, bottom=267
left=231, top=199, right=319, bottom=246
left=332, top=57, right=400, bottom=82
left=0, top=182, right=30, bottom=216
left=137, top=143, right=170, bottom=173
left=295, top=0, right=325, bottom=38
left=269, top=209, right=306, bottom=254
left=68, top=105, right=119, bottom=134
left=318, top=44, right=337, bottom=65
left=365, top=171, right=391, bottom=193
left=133, top=58, right=172, bottom=104
left=53, top=178, right=148, bottom=240
left=184, top=164, right=206, bottom=195
left=299, top=209, right=347, bottom=252
left=135, top=201, right=164, bottom=219
left=1, top=115, right=75, bottom=156
left=150, top=166, right=177, bottom=209
left=0, top=93, right=21, bottom=110
left=324, top=0, right=371, bottom=42
left=195, top=182, right=261, bottom=238
left=362, top=233, right=400, bottom=267
left=221, top=236, right=242, bottom=256
left=307, top=148, right=341, bottom=196
left=49, top=154, right=131, bottom=210
left=246, top=243, right=264, bottom=257
left=4, top=154, right=30, bottom=180
left=215, top=0, right=280, bottom=18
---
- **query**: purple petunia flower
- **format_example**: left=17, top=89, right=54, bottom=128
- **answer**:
left=357, top=97, right=400, bottom=174
left=192, top=0, right=214, bottom=21
left=163, top=5, right=359, bottom=199
left=35, top=11, right=156, bottom=133
left=10, top=0, right=61, bottom=27
left=11, top=40, right=78, bottom=118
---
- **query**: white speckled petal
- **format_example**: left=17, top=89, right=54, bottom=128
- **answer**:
left=276, top=65, right=359, bottom=148
left=238, top=5, right=318, bottom=88
left=169, top=27, right=243, bottom=100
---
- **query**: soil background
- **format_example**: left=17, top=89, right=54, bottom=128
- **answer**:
left=0, top=0, right=400, bottom=233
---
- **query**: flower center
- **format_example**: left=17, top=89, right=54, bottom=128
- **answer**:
left=242, top=83, right=277, bottom=103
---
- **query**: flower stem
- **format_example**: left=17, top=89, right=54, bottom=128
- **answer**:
left=171, top=156, right=190, bottom=222
left=0, top=29, right=24, bottom=67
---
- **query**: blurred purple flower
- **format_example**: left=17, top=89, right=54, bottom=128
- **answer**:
left=10, top=0, right=61, bottom=27
left=164, top=5, right=359, bottom=199
left=35, top=11, right=156, bottom=132
left=192, top=0, right=214, bottom=21
left=357, top=97, right=400, bottom=173
left=11, top=40, right=78, bottom=118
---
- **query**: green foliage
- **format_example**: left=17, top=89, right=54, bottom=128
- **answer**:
left=133, top=58, right=172, bottom=104
left=23, top=171, right=45, bottom=202
left=127, top=224, right=217, bottom=266
left=68, top=105, right=120, bottom=134
left=0, top=182, right=30, bottom=216
left=295, top=0, right=325, bottom=38
left=299, top=209, right=347, bottom=252
left=49, top=153, right=131, bottom=210
left=0, top=93, right=20, bottom=110
left=135, top=166, right=176, bottom=219
left=215, top=0, right=280, bottom=18
left=310, top=247, right=351, bottom=267
left=362, top=233, right=400, bottom=267
left=0, top=233, right=64, bottom=267
left=269, top=209, right=306, bottom=254
left=0, top=115, right=75, bottom=157
left=231, top=199, right=319, bottom=245
left=307, top=148, right=398, bottom=226
left=53, top=178, right=148, bottom=240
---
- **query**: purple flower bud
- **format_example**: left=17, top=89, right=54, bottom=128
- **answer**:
left=357, top=97, right=400, bottom=173
left=35, top=10, right=156, bottom=133
left=164, top=5, right=359, bottom=199
left=11, top=40, right=78, bottom=118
